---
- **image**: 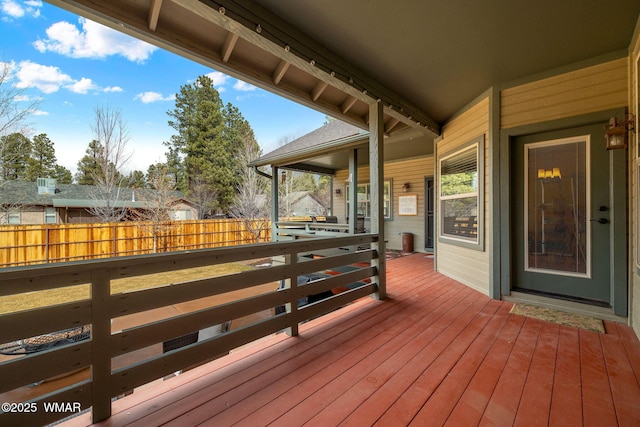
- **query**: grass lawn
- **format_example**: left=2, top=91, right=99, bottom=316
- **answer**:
left=0, top=262, right=255, bottom=315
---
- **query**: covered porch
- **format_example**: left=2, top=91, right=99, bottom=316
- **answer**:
left=61, top=254, right=640, bottom=426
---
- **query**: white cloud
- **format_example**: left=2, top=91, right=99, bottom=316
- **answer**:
left=233, top=80, right=256, bottom=91
left=14, top=60, right=72, bottom=93
left=1, top=0, right=40, bottom=19
left=13, top=60, right=107, bottom=95
left=67, top=77, right=97, bottom=94
left=31, top=109, right=48, bottom=116
left=13, top=94, right=29, bottom=102
left=103, top=86, right=123, bottom=93
left=206, top=71, right=230, bottom=87
left=134, top=91, right=174, bottom=104
left=34, top=17, right=157, bottom=62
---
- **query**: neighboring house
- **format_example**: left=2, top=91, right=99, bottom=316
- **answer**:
left=0, top=179, right=197, bottom=225
left=280, top=191, right=327, bottom=217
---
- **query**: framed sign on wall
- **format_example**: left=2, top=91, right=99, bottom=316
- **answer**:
left=398, top=194, right=418, bottom=216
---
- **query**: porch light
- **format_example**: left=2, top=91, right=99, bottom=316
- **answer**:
left=335, top=188, right=341, bottom=196
left=605, top=113, right=635, bottom=150
left=402, top=182, right=410, bottom=192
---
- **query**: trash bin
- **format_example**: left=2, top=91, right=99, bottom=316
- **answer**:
left=402, top=232, right=414, bottom=253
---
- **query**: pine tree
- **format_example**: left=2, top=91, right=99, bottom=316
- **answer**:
left=25, top=133, right=57, bottom=181
left=0, top=132, right=31, bottom=181
left=75, top=140, right=104, bottom=185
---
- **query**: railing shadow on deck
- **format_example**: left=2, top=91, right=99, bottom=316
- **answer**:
left=0, top=234, right=381, bottom=426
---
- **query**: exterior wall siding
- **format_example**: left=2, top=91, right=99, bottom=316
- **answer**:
left=332, top=156, right=434, bottom=252
left=501, top=58, right=628, bottom=129
left=436, top=96, right=491, bottom=294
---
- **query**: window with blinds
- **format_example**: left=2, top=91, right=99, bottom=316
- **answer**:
left=438, top=136, right=484, bottom=248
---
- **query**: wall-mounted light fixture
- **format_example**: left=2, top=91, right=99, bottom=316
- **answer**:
left=335, top=188, right=341, bottom=196
left=605, top=113, right=635, bottom=150
left=402, top=182, right=411, bottom=192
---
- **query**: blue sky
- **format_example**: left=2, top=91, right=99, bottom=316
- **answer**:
left=0, top=0, right=327, bottom=173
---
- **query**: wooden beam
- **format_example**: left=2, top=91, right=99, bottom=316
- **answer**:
left=385, top=118, right=400, bottom=134
left=311, top=81, right=329, bottom=102
left=273, top=60, right=290, bottom=85
left=341, top=95, right=357, bottom=114
left=369, top=102, right=386, bottom=299
left=221, top=32, right=239, bottom=63
left=348, top=149, right=358, bottom=235
left=148, top=0, right=162, bottom=31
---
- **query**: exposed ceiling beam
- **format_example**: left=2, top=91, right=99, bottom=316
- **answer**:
left=385, top=118, right=400, bottom=134
left=221, top=32, right=239, bottom=63
left=272, top=59, right=290, bottom=85
left=311, top=81, right=328, bottom=102
left=148, top=0, right=163, bottom=31
left=192, top=0, right=439, bottom=135
left=341, top=96, right=357, bottom=114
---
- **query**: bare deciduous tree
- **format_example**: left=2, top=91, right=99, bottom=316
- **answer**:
left=130, top=163, right=179, bottom=252
left=0, top=61, right=39, bottom=187
left=86, top=106, right=132, bottom=222
left=229, top=138, right=270, bottom=242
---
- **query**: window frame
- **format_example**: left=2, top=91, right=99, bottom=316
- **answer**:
left=45, top=207, right=57, bottom=224
left=346, top=180, right=393, bottom=220
left=438, top=135, right=484, bottom=250
left=7, top=209, right=20, bottom=225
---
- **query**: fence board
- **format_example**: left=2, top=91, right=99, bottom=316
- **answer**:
left=0, top=219, right=271, bottom=268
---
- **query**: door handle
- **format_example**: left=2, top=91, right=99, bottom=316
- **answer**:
left=590, top=218, right=609, bottom=224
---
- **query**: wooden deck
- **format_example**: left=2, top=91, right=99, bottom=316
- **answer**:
left=63, top=254, right=640, bottom=426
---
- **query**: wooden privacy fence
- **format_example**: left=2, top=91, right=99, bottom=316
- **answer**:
left=0, top=219, right=271, bottom=268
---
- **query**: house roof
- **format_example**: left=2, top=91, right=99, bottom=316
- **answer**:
left=48, top=1, right=640, bottom=139
left=252, top=119, right=434, bottom=171
left=0, top=181, right=190, bottom=208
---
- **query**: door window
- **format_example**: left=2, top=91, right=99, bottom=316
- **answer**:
left=524, top=137, right=589, bottom=277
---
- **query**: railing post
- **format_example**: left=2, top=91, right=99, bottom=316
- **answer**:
left=369, top=102, right=386, bottom=300
left=91, top=269, right=112, bottom=423
left=285, top=252, right=299, bottom=337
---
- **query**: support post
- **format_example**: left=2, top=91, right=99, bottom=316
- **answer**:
left=285, top=253, right=299, bottom=336
left=271, top=166, right=279, bottom=241
left=90, top=269, right=112, bottom=423
left=348, top=149, right=358, bottom=234
left=369, top=102, right=386, bottom=299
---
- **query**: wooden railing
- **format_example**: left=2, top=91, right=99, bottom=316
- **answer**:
left=0, top=234, right=381, bottom=425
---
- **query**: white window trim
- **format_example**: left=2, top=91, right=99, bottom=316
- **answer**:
left=438, top=135, right=485, bottom=250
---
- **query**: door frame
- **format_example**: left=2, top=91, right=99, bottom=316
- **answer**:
left=424, top=176, right=435, bottom=252
left=497, top=108, right=628, bottom=316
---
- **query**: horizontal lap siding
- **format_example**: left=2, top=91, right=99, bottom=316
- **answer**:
left=501, top=58, right=628, bottom=129
left=333, top=156, right=434, bottom=252
left=436, top=97, right=491, bottom=295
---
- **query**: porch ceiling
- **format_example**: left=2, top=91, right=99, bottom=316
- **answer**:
left=47, top=1, right=640, bottom=138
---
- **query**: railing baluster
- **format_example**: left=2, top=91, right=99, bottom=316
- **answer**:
left=90, top=269, right=112, bottom=423
left=285, top=252, right=299, bottom=337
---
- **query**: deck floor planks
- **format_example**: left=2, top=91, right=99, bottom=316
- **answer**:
left=548, top=326, right=583, bottom=427
left=57, top=254, right=640, bottom=427
left=513, top=322, right=560, bottom=426
left=599, top=328, right=640, bottom=425
left=479, top=317, right=542, bottom=426
left=373, top=299, right=502, bottom=426
left=408, top=303, right=513, bottom=427
left=232, top=279, right=471, bottom=426
left=443, top=313, right=526, bottom=426
left=205, top=277, right=467, bottom=426
left=579, top=329, right=618, bottom=427
left=294, top=287, right=483, bottom=427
